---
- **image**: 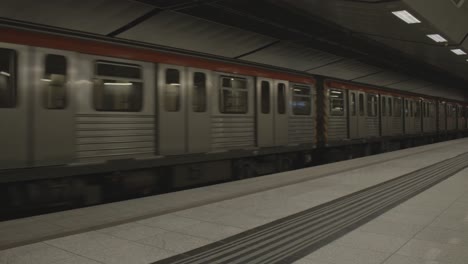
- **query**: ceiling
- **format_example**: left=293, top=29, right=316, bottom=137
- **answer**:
left=0, top=0, right=466, bottom=100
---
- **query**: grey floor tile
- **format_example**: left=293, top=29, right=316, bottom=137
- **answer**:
left=0, top=242, right=75, bottom=264
left=334, top=230, right=408, bottom=253
left=396, top=239, right=468, bottom=264
left=137, top=214, right=202, bottom=231
left=98, top=224, right=166, bottom=241
left=137, top=231, right=213, bottom=253
left=382, top=254, right=452, bottom=264
left=175, top=221, right=244, bottom=241
left=304, top=244, right=391, bottom=264
left=357, top=220, right=425, bottom=239
left=415, top=226, right=468, bottom=246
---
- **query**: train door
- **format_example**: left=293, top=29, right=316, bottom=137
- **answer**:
left=158, top=64, right=211, bottom=155
left=357, top=91, right=367, bottom=137
left=381, top=95, right=388, bottom=136
left=158, top=64, right=187, bottom=155
left=186, top=68, right=211, bottom=153
left=256, top=78, right=274, bottom=147
left=256, top=78, right=288, bottom=147
left=31, top=48, right=76, bottom=166
left=348, top=90, right=358, bottom=138
left=0, top=43, right=28, bottom=169
left=274, top=80, right=288, bottom=145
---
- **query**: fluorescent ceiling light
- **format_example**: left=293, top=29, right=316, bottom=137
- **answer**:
left=451, top=49, right=467, bottom=55
left=0, top=71, right=10, bottom=77
left=40, top=78, right=51, bottom=82
left=392, top=10, right=421, bottom=24
left=331, top=91, right=342, bottom=94
left=427, top=34, right=448, bottom=43
left=104, top=82, right=132, bottom=85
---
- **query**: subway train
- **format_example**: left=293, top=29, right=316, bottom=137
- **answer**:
left=0, top=27, right=467, bottom=212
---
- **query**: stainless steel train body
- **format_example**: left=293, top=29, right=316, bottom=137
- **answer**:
left=0, top=32, right=467, bottom=175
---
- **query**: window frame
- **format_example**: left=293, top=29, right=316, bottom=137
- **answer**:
left=192, top=72, right=207, bottom=113
left=42, top=54, right=68, bottom=110
left=292, top=84, right=312, bottom=116
left=366, top=93, right=378, bottom=117
left=277, top=83, right=286, bottom=115
left=219, top=75, right=249, bottom=114
left=93, top=60, right=143, bottom=112
left=329, top=88, right=345, bottom=116
left=260, top=80, right=271, bottom=114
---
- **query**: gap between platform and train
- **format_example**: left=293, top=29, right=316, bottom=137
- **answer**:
left=154, top=151, right=468, bottom=264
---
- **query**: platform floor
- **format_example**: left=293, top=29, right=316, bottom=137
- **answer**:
left=1, top=138, right=468, bottom=264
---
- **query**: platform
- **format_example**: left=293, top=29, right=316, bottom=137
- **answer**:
left=1, top=138, right=468, bottom=264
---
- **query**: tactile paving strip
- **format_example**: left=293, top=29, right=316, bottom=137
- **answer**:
left=155, top=152, right=468, bottom=264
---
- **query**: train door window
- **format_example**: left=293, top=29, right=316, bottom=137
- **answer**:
left=359, top=93, right=364, bottom=116
left=405, top=100, right=409, bottom=117
left=351, top=93, right=356, bottom=116
left=388, top=97, right=393, bottom=116
left=0, top=48, right=16, bottom=108
left=42, top=54, right=67, bottom=109
left=292, top=85, right=311, bottom=115
left=277, top=83, right=286, bottom=114
left=192, top=72, right=206, bottom=112
left=394, top=98, right=402, bottom=117
left=330, top=89, right=344, bottom=116
left=382, top=96, right=386, bottom=116
left=93, top=61, right=143, bottom=112
left=164, top=69, right=181, bottom=112
left=367, top=94, right=377, bottom=117
left=220, top=76, right=248, bottom=114
left=261, top=81, right=270, bottom=114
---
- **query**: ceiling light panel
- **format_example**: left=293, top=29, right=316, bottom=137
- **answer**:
left=392, top=10, right=421, bottom=24
left=427, top=34, right=448, bottom=43
left=451, top=49, right=467, bottom=55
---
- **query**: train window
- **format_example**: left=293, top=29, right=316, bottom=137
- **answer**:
left=382, top=97, right=386, bottom=116
left=350, top=93, right=356, bottom=116
left=330, top=89, right=344, bottom=116
left=367, top=94, right=378, bottom=117
left=405, top=100, right=409, bottom=117
left=261, top=81, right=270, bottom=114
left=388, top=97, right=393, bottom=116
left=292, top=85, right=311, bottom=115
left=193, top=72, right=207, bottom=112
left=164, top=69, right=181, bottom=112
left=93, top=61, right=143, bottom=112
left=220, top=76, right=248, bottom=114
left=42, top=54, right=67, bottom=109
left=359, top=93, right=364, bottom=116
left=0, top=48, right=16, bottom=108
left=277, top=83, right=286, bottom=114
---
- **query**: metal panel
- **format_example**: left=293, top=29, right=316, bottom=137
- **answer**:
left=326, top=87, right=348, bottom=141
left=348, top=90, right=359, bottom=139
left=308, top=59, right=381, bottom=81
left=119, top=11, right=276, bottom=58
left=242, top=42, right=342, bottom=71
left=0, top=42, right=28, bottom=169
left=75, top=54, right=156, bottom=163
left=0, top=0, right=151, bottom=35
left=31, top=47, right=76, bottom=166
left=211, top=116, right=255, bottom=151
